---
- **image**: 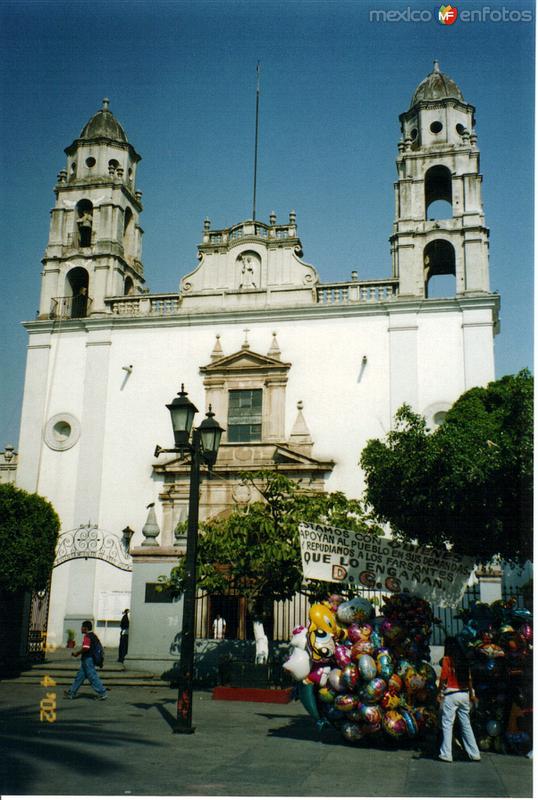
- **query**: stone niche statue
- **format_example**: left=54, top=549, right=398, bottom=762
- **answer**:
left=238, top=251, right=260, bottom=290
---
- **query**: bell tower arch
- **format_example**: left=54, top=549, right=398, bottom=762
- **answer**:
left=390, top=61, right=490, bottom=298
left=39, top=98, right=145, bottom=319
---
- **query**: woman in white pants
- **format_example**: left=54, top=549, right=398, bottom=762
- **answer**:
left=438, top=636, right=481, bottom=762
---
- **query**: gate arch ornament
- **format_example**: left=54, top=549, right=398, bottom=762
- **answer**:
left=54, top=523, right=132, bottom=572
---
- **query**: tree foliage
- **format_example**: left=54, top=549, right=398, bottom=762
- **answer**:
left=0, top=484, right=61, bottom=592
left=163, top=470, right=380, bottom=619
left=360, top=370, right=533, bottom=565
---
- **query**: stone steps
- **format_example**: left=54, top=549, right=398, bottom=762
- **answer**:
left=2, top=654, right=170, bottom=687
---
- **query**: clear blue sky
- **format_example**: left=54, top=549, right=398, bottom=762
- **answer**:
left=0, top=0, right=534, bottom=447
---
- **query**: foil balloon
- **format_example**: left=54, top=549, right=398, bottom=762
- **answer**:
left=381, top=691, right=400, bottom=710
left=336, top=597, right=373, bottom=625
left=486, top=719, right=501, bottom=737
left=351, top=640, right=375, bottom=659
left=298, top=681, right=320, bottom=721
left=382, top=709, right=407, bottom=737
left=335, top=693, right=356, bottom=713
left=362, top=720, right=382, bottom=735
left=377, top=653, right=393, bottom=680
left=327, top=594, right=344, bottom=612
left=335, top=645, right=352, bottom=669
left=307, top=665, right=330, bottom=686
left=328, top=667, right=345, bottom=693
left=358, top=654, right=377, bottom=681
left=341, top=721, right=365, bottom=743
left=290, top=625, right=308, bottom=649
left=404, top=668, right=426, bottom=693
left=357, top=623, right=373, bottom=640
left=418, top=662, right=436, bottom=684
left=477, top=642, right=505, bottom=659
left=308, top=629, right=336, bottom=663
left=342, top=663, right=359, bottom=691
left=308, top=603, right=340, bottom=661
left=326, top=705, right=345, bottom=723
left=519, top=623, right=532, bottom=642
left=400, top=708, right=418, bottom=736
left=347, top=623, right=363, bottom=644
left=370, top=631, right=383, bottom=649
left=364, top=677, right=387, bottom=703
left=388, top=673, right=403, bottom=694
left=397, top=660, right=413, bottom=677
left=283, top=647, right=311, bottom=681
left=318, top=686, right=336, bottom=704
left=359, top=703, right=382, bottom=726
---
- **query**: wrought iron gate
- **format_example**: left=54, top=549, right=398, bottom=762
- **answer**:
left=26, top=582, right=51, bottom=662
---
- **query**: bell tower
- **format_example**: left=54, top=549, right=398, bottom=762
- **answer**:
left=390, top=62, right=490, bottom=298
left=39, top=98, right=145, bottom=319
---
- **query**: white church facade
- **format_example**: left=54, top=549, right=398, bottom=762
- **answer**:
left=16, top=63, right=499, bottom=659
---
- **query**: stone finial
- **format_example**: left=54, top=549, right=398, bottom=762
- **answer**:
left=269, top=211, right=277, bottom=226
left=141, top=503, right=160, bottom=547
left=204, top=217, right=211, bottom=231
left=289, top=401, right=313, bottom=455
left=351, top=270, right=358, bottom=281
left=102, top=97, right=110, bottom=111
left=267, top=332, right=281, bottom=360
left=289, top=209, right=296, bottom=224
left=433, top=60, right=440, bottom=74
left=241, top=328, right=250, bottom=350
left=211, top=333, right=224, bottom=361
left=3, top=444, right=15, bottom=462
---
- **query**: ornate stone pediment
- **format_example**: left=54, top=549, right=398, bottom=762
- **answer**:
left=201, top=349, right=290, bottom=376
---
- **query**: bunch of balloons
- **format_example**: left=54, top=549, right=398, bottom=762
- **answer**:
left=455, top=598, right=532, bottom=753
left=283, top=592, right=439, bottom=744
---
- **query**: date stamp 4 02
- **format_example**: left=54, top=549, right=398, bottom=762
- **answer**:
left=39, top=675, right=57, bottom=723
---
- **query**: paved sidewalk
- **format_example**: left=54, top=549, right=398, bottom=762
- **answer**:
left=0, top=682, right=532, bottom=797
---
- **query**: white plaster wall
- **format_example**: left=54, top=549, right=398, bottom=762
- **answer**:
left=22, top=299, right=496, bottom=643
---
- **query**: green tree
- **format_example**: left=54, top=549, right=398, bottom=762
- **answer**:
left=164, top=470, right=380, bottom=640
left=0, top=484, right=60, bottom=592
left=360, top=370, right=533, bottom=565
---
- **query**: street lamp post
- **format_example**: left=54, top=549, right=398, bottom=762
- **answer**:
left=154, top=385, right=224, bottom=734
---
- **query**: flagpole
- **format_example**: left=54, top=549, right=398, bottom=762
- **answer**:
left=252, top=62, right=260, bottom=221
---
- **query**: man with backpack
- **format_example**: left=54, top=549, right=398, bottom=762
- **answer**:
left=63, top=620, right=108, bottom=700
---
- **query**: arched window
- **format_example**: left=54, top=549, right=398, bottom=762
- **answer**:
left=75, top=199, right=93, bottom=248
left=65, top=267, right=90, bottom=318
left=425, top=165, right=452, bottom=220
left=124, top=276, right=134, bottom=295
left=123, top=207, right=135, bottom=260
left=423, top=239, right=456, bottom=298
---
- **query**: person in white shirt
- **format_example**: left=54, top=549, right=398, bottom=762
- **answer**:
left=212, top=613, right=226, bottom=640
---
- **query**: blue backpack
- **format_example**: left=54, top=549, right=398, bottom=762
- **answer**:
left=88, top=632, right=104, bottom=668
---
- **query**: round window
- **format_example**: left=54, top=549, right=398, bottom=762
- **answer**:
left=85, top=156, right=96, bottom=168
left=44, top=414, right=81, bottom=451
left=430, top=121, right=443, bottom=134
left=410, top=128, right=418, bottom=141
left=52, top=420, right=72, bottom=442
left=456, top=123, right=465, bottom=136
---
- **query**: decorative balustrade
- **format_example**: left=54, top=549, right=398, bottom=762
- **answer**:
left=317, top=279, right=399, bottom=305
left=108, top=293, right=180, bottom=316
left=101, top=280, right=400, bottom=319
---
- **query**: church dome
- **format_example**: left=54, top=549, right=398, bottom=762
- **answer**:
left=411, top=61, right=464, bottom=106
left=79, top=98, right=128, bottom=142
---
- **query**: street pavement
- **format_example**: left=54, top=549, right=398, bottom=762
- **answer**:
left=0, top=681, right=532, bottom=798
